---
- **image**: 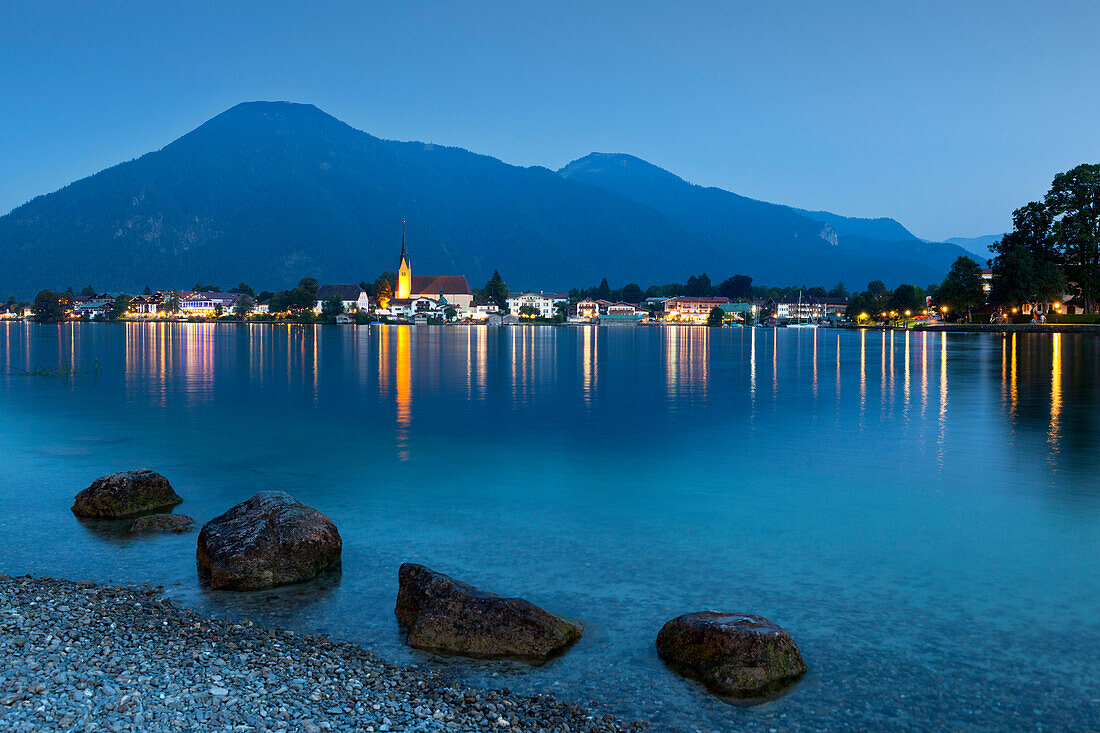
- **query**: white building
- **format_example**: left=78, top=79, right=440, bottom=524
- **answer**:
left=314, top=284, right=369, bottom=314
left=507, top=292, right=569, bottom=319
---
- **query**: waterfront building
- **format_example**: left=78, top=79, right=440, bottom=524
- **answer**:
left=127, top=295, right=158, bottom=316
left=764, top=297, right=847, bottom=321
left=470, top=300, right=500, bottom=320
left=179, top=292, right=240, bottom=316
left=507, top=292, right=569, bottom=318
left=718, top=301, right=757, bottom=323
left=597, top=313, right=646, bottom=326
left=313, top=284, right=369, bottom=314
left=662, top=296, right=728, bottom=323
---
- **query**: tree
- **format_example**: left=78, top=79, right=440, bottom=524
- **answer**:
left=685, top=273, right=713, bottom=296
left=142, top=285, right=152, bottom=295
left=321, top=296, right=345, bottom=318
left=230, top=282, right=255, bottom=296
left=193, top=283, right=221, bottom=292
left=162, top=293, right=180, bottom=315
left=1045, top=163, right=1100, bottom=313
left=596, top=278, right=611, bottom=300
left=621, top=283, right=643, bottom=303
left=80, top=285, right=96, bottom=296
left=108, top=294, right=131, bottom=320
left=298, top=278, right=320, bottom=298
left=991, top=244, right=1066, bottom=314
left=373, top=273, right=395, bottom=308
left=889, top=284, right=925, bottom=316
left=718, top=274, right=753, bottom=300
left=706, top=306, right=724, bottom=327
left=233, top=295, right=255, bottom=318
left=31, top=290, right=65, bottom=322
left=518, top=304, right=539, bottom=319
left=444, top=305, right=458, bottom=321
left=828, top=282, right=849, bottom=299
left=482, top=270, right=509, bottom=310
left=937, top=256, right=985, bottom=321
left=867, top=280, right=887, bottom=296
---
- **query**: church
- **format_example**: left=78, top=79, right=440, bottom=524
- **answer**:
left=391, top=224, right=474, bottom=313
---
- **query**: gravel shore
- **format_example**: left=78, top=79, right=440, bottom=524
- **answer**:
left=0, top=575, right=646, bottom=732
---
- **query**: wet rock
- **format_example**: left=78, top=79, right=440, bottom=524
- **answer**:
left=71, top=469, right=182, bottom=519
left=395, top=563, right=583, bottom=662
left=127, top=513, right=195, bottom=534
left=196, top=491, right=341, bottom=590
left=656, top=611, right=806, bottom=698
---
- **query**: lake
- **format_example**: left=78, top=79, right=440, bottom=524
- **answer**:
left=1, top=322, right=1097, bottom=731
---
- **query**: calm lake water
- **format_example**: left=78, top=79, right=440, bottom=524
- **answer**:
left=1, top=322, right=1098, bottom=731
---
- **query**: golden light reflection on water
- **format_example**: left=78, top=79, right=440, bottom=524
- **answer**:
left=396, top=326, right=411, bottom=461
left=664, top=326, right=709, bottom=404
left=859, top=329, right=866, bottom=425
left=903, top=330, right=911, bottom=418
left=1049, top=332, right=1061, bottom=450
left=582, top=326, right=597, bottom=407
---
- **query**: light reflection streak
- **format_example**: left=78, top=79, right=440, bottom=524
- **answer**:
left=1048, top=333, right=1061, bottom=450
left=903, top=330, right=911, bottom=418
left=937, top=332, right=948, bottom=464
left=396, top=326, right=411, bottom=461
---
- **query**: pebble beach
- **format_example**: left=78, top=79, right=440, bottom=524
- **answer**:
left=0, top=575, right=646, bottom=732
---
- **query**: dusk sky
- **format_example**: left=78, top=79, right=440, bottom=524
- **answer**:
left=2, top=0, right=1098, bottom=241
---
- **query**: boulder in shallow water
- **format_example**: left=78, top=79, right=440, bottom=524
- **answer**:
left=71, top=469, right=182, bottom=519
left=655, top=611, right=807, bottom=698
left=395, top=563, right=583, bottom=662
left=127, top=513, right=195, bottom=534
left=196, top=491, right=341, bottom=590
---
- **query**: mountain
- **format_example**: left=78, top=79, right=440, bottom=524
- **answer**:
left=943, top=234, right=1005, bottom=261
left=559, top=153, right=971, bottom=289
left=788, top=207, right=915, bottom=242
left=1, top=102, right=965, bottom=296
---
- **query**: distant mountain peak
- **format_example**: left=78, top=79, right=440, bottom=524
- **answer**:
left=0, top=101, right=967, bottom=296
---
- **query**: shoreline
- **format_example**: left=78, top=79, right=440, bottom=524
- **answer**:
left=0, top=574, right=645, bottom=732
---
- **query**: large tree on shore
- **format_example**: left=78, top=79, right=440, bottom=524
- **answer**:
left=1046, top=163, right=1100, bottom=313
left=992, top=164, right=1100, bottom=313
left=482, top=270, right=509, bottom=310
left=936, top=256, right=985, bottom=321
left=31, top=290, right=65, bottom=322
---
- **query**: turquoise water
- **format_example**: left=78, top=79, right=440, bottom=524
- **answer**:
left=1, top=322, right=1098, bottom=731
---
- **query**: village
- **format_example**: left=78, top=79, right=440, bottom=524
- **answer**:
left=0, top=231, right=853, bottom=327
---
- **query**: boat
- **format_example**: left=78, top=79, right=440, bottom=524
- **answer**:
left=787, top=291, right=818, bottom=329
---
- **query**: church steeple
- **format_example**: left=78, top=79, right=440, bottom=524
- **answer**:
left=396, top=220, right=412, bottom=299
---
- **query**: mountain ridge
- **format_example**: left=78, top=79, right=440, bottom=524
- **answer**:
left=0, top=101, right=966, bottom=296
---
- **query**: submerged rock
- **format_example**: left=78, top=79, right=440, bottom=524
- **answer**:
left=71, top=469, right=182, bottom=519
left=127, top=513, right=195, bottom=534
left=395, top=563, right=583, bottom=662
left=655, top=611, right=806, bottom=698
left=196, top=491, right=341, bottom=590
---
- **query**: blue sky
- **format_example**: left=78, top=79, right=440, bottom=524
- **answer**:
left=2, top=0, right=1097, bottom=240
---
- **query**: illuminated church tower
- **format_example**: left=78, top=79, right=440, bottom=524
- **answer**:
left=396, top=221, right=411, bottom=299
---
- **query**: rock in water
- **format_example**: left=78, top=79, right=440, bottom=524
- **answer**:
left=655, top=611, right=807, bottom=698
left=395, top=563, right=583, bottom=662
left=127, top=513, right=195, bottom=534
left=71, top=469, right=182, bottom=519
left=196, top=491, right=341, bottom=590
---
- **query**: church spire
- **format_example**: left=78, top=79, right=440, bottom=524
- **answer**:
left=396, top=219, right=412, bottom=300
left=400, top=219, right=409, bottom=264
